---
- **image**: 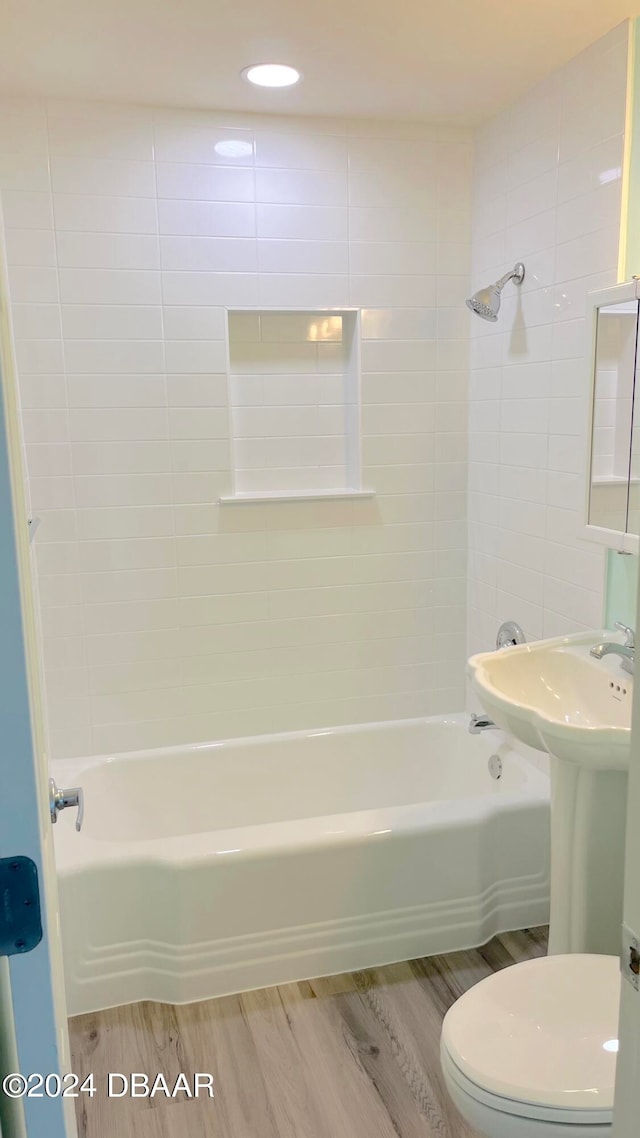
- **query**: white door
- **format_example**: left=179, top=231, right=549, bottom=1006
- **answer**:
left=0, top=289, right=75, bottom=1138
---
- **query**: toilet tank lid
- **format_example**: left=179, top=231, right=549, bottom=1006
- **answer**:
left=441, top=953, right=621, bottom=1112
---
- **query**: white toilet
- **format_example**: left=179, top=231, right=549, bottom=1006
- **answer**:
left=440, top=953, right=620, bottom=1138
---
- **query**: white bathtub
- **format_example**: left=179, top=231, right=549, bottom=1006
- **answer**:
left=53, top=713, right=550, bottom=1015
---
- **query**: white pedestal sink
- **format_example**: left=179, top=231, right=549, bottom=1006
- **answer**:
left=468, top=630, right=631, bottom=956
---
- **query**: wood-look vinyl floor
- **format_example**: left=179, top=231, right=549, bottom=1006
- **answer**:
left=69, top=926, right=548, bottom=1138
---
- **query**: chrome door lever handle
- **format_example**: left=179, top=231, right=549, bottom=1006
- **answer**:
left=49, top=778, right=84, bottom=831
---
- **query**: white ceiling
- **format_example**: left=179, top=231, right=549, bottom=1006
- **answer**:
left=0, top=0, right=636, bottom=123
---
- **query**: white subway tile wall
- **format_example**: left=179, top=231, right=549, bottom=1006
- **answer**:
left=467, top=23, right=628, bottom=657
left=0, top=99, right=471, bottom=756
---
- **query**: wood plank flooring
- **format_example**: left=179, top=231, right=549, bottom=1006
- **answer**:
left=69, top=926, right=548, bottom=1138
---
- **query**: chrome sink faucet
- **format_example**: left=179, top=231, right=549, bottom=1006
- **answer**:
left=590, top=622, right=635, bottom=676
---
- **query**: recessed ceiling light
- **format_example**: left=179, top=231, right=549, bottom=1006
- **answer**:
left=214, top=139, right=254, bottom=158
left=242, top=63, right=301, bottom=88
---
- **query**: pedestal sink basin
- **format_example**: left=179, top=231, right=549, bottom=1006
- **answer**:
left=468, top=630, right=632, bottom=956
left=467, top=630, right=632, bottom=770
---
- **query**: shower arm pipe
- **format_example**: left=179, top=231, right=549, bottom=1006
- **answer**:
left=495, top=264, right=524, bottom=292
left=494, top=269, right=517, bottom=292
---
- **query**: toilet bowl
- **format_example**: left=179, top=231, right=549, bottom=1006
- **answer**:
left=440, top=953, right=620, bottom=1138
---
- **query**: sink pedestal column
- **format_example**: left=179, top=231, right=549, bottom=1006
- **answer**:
left=548, top=757, right=628, bottom=956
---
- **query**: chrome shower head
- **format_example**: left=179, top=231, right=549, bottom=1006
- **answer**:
left=466, top=262, right=525, bottom=322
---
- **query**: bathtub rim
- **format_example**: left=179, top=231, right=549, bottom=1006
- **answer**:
left=52, top=712, right=549, bottom=871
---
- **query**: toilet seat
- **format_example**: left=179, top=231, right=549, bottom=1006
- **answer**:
left=440, top=953, right=620, bottom=1136
left=441, top=1044, right=612, bottom=1128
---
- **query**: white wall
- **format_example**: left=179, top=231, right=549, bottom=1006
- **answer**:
left=467, top=23, right=628, bottom=655
left=0, top=100, right=471, bottom=757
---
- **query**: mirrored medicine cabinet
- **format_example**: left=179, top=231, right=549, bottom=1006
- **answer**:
left=584, top=280, right=640, bottom=554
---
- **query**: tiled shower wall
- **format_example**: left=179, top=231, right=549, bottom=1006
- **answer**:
left=467, top=22, right=628, bottom=655
left=0, top=101, right=471, bottom=757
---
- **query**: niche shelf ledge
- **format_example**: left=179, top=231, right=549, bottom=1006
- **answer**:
left=219, top=489, right=375, bottom=505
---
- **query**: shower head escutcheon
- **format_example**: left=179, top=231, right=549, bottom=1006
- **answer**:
left=466, top=262, right=525, bottom=321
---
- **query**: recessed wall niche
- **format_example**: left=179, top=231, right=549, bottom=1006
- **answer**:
left=223, top=309, right=368, bottom=502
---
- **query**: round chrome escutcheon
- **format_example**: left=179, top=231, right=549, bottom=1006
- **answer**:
left=496, top=620, right=526, bottom=650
